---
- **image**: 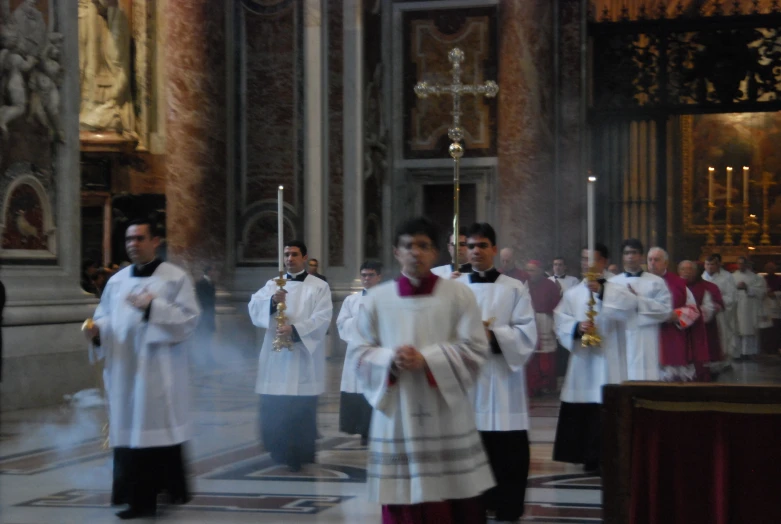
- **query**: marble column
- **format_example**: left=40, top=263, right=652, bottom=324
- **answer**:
left=341, top=0, right=363, bottom=281
left=304, top=0, right=325, bottom=264
left=497, top=0, right=556, bottom=262
left=165, top=1, right=227, bottom=273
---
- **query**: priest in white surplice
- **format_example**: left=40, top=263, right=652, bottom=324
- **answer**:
left=553, top=244, right=637, bottom=472
left=608, top=238, right=672, bottom=381
left=732, top=256, right=766, bottom=360
left=703, top=253, right=737, bottom=367
left=248, top=240, right=333, bottom=472
left=338, top=260, right=383, bottom=445
left=431, top=227, right=472, bottom=279
left=85, top=219, right=200, bottom=520
left=351, top=217, right=494, bottom=523
left=549, top=256, right=580, bottom=294
left=457, top=222, right=537, bottom=522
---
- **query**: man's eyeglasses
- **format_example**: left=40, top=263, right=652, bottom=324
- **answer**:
left=466, top=242, right=491, bottom=250
left=449, top=242, right=467, bottom=248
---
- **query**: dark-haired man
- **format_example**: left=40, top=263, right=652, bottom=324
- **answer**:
left=553, top=244, right=637, bottom=472
left=608, top=238, right=672, bottom=381
left=457, top=222, right=537, bottom=522
left=84, top=219, right=201, bottom=519
left=549, top=257, right=579, bottom=294
left=350, top=217, right=493, bottom=523
left=248, top=240, right=333, bottom=472
left=431, top=227, right=472, bottom=279
left=307, top=258, right=328, bottom=282
left=338, top=260, right=383, bottom=445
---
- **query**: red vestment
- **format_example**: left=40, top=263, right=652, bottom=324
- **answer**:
left=659, top=272, right=693, bottom=367
left=688, top=278, right=724, bottom=363
left=526, top=278, right=561, bottom=396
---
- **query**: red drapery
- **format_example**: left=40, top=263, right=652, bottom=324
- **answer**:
left=629, top=403, right=781, bottom=524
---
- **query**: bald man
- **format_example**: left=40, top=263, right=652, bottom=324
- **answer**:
left=499, top=248, right=530, bottom=284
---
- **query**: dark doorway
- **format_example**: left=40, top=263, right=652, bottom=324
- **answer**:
left=422, top=183, right=477, bottom=267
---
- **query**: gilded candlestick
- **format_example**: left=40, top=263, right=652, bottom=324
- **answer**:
left=581, top=267, right=602, bottom=347
left=272, top=272, right=294, bottom=352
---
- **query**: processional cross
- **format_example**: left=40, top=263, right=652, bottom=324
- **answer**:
left=414, top=48, right=499, bottom=265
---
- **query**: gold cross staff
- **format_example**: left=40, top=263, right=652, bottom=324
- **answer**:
left=414, top=48, right=498, bottom=265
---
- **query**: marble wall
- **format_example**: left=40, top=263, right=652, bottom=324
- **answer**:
left=496, top=0, right=556, bottom=262
left=165, top=0, right=227, bottom=273
left=328, top=1, right=345, bottom=268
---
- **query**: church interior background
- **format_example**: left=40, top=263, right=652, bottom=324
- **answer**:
left=0, top=0, right=780, bottom=521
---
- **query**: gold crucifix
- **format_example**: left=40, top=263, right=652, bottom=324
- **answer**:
left=414, top=48, right=498, bottom=265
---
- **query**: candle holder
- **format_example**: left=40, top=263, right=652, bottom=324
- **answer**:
left=272, top=272, right=294, bottom=352
left=581, top=267, right=602, bottom=347
left=760, top=172, right=775, bottom=245
left=723, top=202, right=734, bottom=245
left=706, top=201, right=717, bottom=245
left=740, top=203, right=752, bottom=245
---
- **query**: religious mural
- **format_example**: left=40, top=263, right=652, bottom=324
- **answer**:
left=404, top=7, right=498, bottom=159
left=682, top=112, right=781, bottom=240
left=2, top=182, right=46, bottom=251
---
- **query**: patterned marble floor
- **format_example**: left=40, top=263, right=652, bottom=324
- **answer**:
left=1, top=354, right=779, bottom=524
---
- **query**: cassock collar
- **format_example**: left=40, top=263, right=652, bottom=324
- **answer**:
left=397, top=272, right=439, bottom=297
left=553, top=274, right=567, bottom=279
left=362, top=289, right=367, bottom=296
left=132, top=258, right=163, bottom=278
left=286, top=270, right=307, bottom=282
left=624, top=269, right=644, bottom=278
left=453, top=262, right=472, bottom=273
left=470, top=267, right=500, bottom=284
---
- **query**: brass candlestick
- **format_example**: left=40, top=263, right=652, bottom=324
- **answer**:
left=272, top=272, right=294, bottom=352
left=82, top=317, right=110, bottom=450
left=723, top=202, right=734, bottom=245
left=581, top=267, right=602, bottom=347
left=706, top=201, right=716, bottom=245
left=740, top=202, right=753, bottom=245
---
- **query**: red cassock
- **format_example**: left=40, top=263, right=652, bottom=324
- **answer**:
left=688, top=278, right=725, bottom=363
left=526, top=278, right=561, bottom=395
left=660, top=272, right=709, bottom=368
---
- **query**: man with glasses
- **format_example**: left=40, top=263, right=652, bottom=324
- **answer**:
left=608, top=238, right=672, bottom=381
left=350, top=217, right=493, bottom=523
left=457, top=222, right=537, bottom=523
left=432, top=227, right=472, bottom=279
left=337, top=260, right=383, bottom=445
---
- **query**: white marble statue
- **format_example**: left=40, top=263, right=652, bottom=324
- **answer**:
left=0, top=26, right=38, bottom=138
left=29, top=33, right=64, bottom=142
left=79, top=0, right=135, bottom=137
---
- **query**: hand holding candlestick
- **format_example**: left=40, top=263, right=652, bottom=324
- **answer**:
left=583, top=175, right=601, bottom=347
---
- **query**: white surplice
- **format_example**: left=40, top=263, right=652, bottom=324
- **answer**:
left=549, top=274, right=580, bottom=294
left=608, top=271, right=672, bottom=381
left=555, top=274, right=638, bottom=403
left=431, top=264, right=454, bottom=279
left=248, top=274, right=333, bottom=396
left=337, top=291, right=364, bottom=393
left=90, top=263, right=200, bottom=448
left=732, top=270, right=766, bottom=356
left=703, top=269, right=738, bottom=358
left=457, top=273, right=537, bottom=431
left=351, top=278, right=495, bottom=505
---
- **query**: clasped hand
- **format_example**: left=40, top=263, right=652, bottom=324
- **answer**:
left=127, top=291, right=156, bottom=311
left=394, top=345, right=425, bottom=371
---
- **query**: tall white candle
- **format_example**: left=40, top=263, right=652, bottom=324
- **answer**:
left=278, top=185, right=284, bottom=273
left=743, top=166, right=749, bottom=208
left=726, top=167, right=733, bottom=207
left=708, top=167, right=714, bottom=204
left=587, top=175, right=596, bottom=267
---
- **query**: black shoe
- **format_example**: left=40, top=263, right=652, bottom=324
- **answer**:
left=116, top=507, right=156, bottom=520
